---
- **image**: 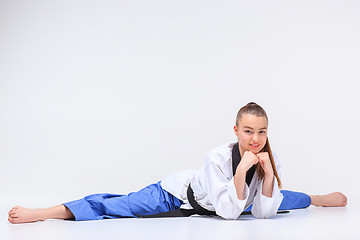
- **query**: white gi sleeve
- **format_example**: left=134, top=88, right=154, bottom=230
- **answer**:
left=203, top=160, right=249, bottom=220
left=251, top=153, right=283, bottom=219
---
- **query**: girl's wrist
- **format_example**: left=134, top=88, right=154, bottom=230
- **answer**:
left=236, top=165, right=248, bottom=175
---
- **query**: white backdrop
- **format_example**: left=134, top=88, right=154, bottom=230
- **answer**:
left=0, top=0, right=359, bottom=207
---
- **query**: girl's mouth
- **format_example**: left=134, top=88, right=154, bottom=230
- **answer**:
left=250, top=143, right=260, bottom=148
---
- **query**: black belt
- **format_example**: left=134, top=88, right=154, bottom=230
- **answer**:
left=138, top=184, right=216, bottom=218
left=185, top=184, right=217, bottom=216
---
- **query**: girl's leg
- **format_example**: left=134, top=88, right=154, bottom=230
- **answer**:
left=8, top=181, right=182, bottom=223
left=244, top=190, right=347, bottom=212
left=8, top=205, right=74, bottom=224
left=278, top=190, right=347, bottom=210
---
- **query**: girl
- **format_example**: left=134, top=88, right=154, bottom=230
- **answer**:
left=8, top=102, right=347, bottom=223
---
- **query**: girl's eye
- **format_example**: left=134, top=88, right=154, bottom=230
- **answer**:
left=245, top=130, right=252, bottom=134
left=260, top=131, right=266, bottom=134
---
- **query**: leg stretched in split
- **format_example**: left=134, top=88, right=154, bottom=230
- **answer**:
left=8, top=181, right=181, bottom=224
left=244, top=190, right=347, bottom=212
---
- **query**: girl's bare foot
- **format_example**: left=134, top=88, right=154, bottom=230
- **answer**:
left=310, top=192, right=348, bottom=207
left=8, top=204, right=74, bottom=224
left=8, top=206, right=47, bottom=224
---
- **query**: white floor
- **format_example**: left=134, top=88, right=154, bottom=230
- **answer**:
left=1, top=197, right=359, bottom=240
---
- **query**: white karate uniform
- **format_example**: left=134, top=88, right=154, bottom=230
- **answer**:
left=161, top=141, right=284, bottom=220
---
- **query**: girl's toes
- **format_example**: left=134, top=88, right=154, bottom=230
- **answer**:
left=11, top=210, right=19, bottom=217
left=10, top=207, right=18, bottom=212
left=10, top=216, right=21, bottom=224
left=8, top=217, right=15, bottom=224
left=9, top=212, right=17, bottom=218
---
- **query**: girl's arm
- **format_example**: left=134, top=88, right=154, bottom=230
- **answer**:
left=251, top=152, right=283, bottom=218
left=234, top=151, right=259, bottom=200
left=233, top=170, right=247, bottom=200
left=261, top=172, right=274, bottom=197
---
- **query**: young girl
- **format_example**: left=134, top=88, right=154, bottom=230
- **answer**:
left=8, top=102, right=347, bottom=223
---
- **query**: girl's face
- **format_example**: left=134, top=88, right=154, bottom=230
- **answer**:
left=234, top=113, right=268, bottom=157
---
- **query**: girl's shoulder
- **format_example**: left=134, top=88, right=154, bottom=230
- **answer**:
left=205, top=141, right=237, bottom=164
left=208, top=141, right=236, bottom=154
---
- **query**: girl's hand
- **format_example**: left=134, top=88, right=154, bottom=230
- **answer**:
left=256, top=152, right=273, bottom=176
left=237, top=151, right=259, bottom=174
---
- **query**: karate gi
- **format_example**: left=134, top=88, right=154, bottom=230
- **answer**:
left=64, top=142, right=311, bottom=221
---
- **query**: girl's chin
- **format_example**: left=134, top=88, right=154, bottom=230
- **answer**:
left=248, top=149, right=261, bottom=154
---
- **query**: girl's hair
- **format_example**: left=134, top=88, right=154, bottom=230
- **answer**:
left=235, top=102, right=282, bottom=188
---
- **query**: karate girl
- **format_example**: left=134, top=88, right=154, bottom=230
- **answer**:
left=8, top=102, right=347, bottom=223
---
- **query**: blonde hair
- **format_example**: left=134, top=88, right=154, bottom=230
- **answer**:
left=236, top=102, right=282, bottom=188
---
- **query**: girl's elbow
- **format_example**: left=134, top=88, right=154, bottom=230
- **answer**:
left=220, top=214, right=240, bottom=220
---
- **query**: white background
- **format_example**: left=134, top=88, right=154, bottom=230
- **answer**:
left=0, top=0, right=359, bottom=210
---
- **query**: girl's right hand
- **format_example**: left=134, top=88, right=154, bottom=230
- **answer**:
left=237, top=151, right=259, bottom=174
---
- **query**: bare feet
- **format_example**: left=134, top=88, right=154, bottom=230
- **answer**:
left=310, top=192, right=348, bottom=207
left=8, top=206, right=47, bottom=224
left=8, top=204, right=74, bottom=224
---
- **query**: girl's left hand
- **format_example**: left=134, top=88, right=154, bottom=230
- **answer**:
left=256, top=152, right=273, bottom=175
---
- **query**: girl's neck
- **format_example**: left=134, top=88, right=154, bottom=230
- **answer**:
left=238, top=144, right=244, bottom=158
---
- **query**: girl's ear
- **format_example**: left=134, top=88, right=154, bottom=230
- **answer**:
left=233, top=125, right=238, bottom=135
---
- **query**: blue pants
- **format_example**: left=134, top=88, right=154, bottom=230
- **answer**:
left=63, top=181, right=311, bottom=221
